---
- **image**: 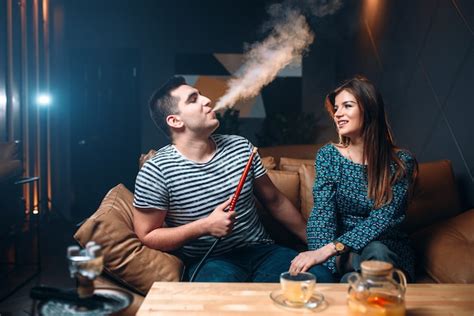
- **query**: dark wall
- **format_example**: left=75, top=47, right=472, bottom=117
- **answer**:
left=51, top=0, right=473, bottom=218
left=51, top=0, right=272, bottom=219
left=303, top=0, right=474, bottom=208
left=366, top=0, right=473, bottom=209
left=58, top=0, right=271, bottom=148
left=135, top=1, right=271, bottom=150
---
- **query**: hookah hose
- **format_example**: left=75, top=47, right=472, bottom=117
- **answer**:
left=189, top=147, right=258, bottom=282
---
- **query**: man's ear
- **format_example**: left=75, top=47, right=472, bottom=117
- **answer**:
left=166, top=114, right=183, bottom=129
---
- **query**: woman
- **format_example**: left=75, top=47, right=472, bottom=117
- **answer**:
left=290, top=76, right=417, bottom=282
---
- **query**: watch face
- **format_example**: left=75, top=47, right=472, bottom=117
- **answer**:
left=335, top=242, right=344, bottom=251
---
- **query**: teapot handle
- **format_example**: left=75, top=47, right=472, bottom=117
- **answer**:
left=347, top=272, right=361, bottom=291
left=393, top=268, right=407, bottom=294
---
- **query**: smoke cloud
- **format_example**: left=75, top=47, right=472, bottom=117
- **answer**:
left=213, top=0, right=343, bottom=112
left=304, top=0, right=343, bottom=17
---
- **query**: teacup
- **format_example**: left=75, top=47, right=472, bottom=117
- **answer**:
left=280, top=271, right=316, bottom=306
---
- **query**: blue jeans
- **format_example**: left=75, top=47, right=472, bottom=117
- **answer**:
left=339, top=241, right=401, bottom=283
left=180, top=243, right=335, bottom=283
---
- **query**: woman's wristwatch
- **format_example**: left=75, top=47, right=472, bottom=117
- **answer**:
left=332, top=241, right=345, bottom=255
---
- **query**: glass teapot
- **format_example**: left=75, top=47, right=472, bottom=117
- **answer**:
left=347, top=260, right=407, bottom=316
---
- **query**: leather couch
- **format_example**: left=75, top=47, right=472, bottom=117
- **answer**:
left=74, top=144, right=474, bottom=315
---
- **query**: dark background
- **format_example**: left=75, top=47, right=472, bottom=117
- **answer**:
left=1, top=0, right=473, bottom=221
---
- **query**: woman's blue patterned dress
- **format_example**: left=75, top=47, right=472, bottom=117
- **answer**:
left=306, top=143, right=415, bottom=280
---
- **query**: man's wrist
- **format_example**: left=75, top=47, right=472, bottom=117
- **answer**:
left=196, top=217, right=210, bottom=236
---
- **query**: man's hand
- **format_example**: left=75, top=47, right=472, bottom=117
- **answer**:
left=134, top=197, right=235, bottom=251
left=289, top=244, right=334, bottom=274
left=203, top=197, right=234, bottom=237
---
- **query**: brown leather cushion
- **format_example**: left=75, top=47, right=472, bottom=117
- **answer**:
left=257, top=170, right=304, bottom=249
left=266, top=169, right=300, bottom=210
left=298, top=164, right=316, bottom=220
left=411, top=209, right=474, bottom=283
left=295, top=159, right=462, bottom=231
left=259, top=144, right=321, bottom=165
left=261, top=156, right=276, bottom=170
left=279, top=157, right=314, bottom=172
left=404, top=160, right=462, bottom=233
left=74, top=184, right=183, bottom=294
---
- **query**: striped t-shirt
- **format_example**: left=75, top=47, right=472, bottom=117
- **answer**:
left=133, top=134, right=273, bottom=257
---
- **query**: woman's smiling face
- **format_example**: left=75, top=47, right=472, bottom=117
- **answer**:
left=333, top=89, right=363, bottom=139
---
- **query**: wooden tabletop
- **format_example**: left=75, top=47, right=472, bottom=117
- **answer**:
left=137, top=282, right=474, bottom=315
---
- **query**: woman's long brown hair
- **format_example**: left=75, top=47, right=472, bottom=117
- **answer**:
left=325, top=76, right=416, bottom=209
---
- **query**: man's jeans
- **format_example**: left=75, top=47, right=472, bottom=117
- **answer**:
left=180, top=243, right=335, bottom=283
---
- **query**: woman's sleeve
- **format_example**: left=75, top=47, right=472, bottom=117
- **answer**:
left=306, top=148, right=338, bottom=272
left=337, top=153, right=415, bottom=251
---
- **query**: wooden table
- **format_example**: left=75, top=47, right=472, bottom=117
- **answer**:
left=137, top=282, right=474, bottom=315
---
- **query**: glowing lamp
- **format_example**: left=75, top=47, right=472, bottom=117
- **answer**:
left=36, top=94, right=52, bottom=106
left=0, top=94, right=6, bottom=106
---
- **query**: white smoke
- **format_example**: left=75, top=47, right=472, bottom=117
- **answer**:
left=213, top=0, right=343, bottom=112
left=305, top=0, right=343, bottom=17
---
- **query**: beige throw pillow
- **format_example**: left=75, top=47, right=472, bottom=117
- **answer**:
left=74, top=184, right=183, bottom=294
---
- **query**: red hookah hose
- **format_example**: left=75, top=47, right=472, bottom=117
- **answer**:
left=188, top=147, right=258, bottom=281
left=228, top=147, right=258, bottom=212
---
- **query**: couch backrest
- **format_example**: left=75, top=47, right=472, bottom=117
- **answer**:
left=404, top=160, right=462, bottom=234
left=259, top=145, right=463, bottom=237
left=259, top=144, right=322, bottom=165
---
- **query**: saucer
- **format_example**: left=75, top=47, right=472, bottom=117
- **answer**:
left=270, top=289, right=325, bottom=310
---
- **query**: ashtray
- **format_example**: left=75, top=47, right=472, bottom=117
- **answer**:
left=270, top=289, right=325, bottom=311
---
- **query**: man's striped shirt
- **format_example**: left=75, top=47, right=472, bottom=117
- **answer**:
left=133, top=134, right=273, bottom=257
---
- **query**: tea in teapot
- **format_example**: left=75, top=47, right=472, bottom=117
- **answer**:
left=347, top=260, right=407, bottom=316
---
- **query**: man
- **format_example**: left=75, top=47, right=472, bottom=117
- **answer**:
left=133, top=76, right=333, bottom=282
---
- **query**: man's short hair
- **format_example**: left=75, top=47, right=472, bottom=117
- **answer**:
left=148, top=76, right=187, bottom=137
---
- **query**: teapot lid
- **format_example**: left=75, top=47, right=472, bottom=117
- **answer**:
left=360, top=260, right=393, bottom=276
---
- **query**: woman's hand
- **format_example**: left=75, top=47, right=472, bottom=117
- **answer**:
left=289, top=244, right=335, bottom=274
